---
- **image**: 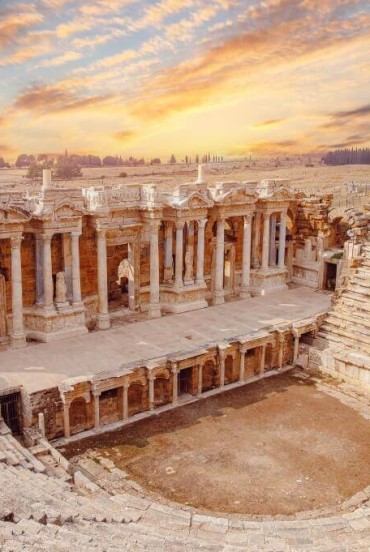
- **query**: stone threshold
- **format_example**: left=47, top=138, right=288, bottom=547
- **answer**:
left=53, top=364, right=294, bottom=447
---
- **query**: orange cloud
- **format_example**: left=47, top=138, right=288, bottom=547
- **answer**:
left=114, top=130, right=137, bottom=142
left=253, top=119, right=285, bottom=128
left=0, top=4, right=43, bottom=49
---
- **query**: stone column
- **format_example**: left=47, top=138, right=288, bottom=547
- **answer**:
left=278, top=333, right=284, bottom=369
left=62, top=234, right=73, bottom=302
left=128, top=242, right=135, bottom=310
left=219, top=349, right=225, bottom=388
left=252, top=212, right=261, bottom=268
left=148, top=221, right=161, bottom=319
left=10, top=235, right=26, bottom=348
left=62, top=400, right=71, bottom=439
left=262, top=213, right=270, bottom=270
left=239, top=350, right=245, bottom=382
left=148, top=372, right=155, bottom=411
left=213, top=217, right=225, bottom=305
left=195, top=219, right=207, bottom=285
left=123, top=382, right=129, bottom=420
left=96, top=228, right=110, bottom=330
left=240, top=215, right=252, bottom=298
left=93, top=391, right=101, bottom=430
left=171, top=364, right=178, bottom=406
left=42, top=234, right=54, bottom=310
left=259, top=344, right=266, bottom=374
left=175, top=221, right=184, bottom=287
left=164, top=223, right=173, bottom=283
left=293, top=332, right=300, bottom=364
left=71, top=232, right=82, bottom=306
left=269, top=214, right=277, bottom=267
left=278, top=212, right=287, bottom=268
left=35, top=234, right=44, bottom=305
left=197, top=363, right=203, bottom=397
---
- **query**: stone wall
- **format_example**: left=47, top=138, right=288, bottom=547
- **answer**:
left=29, top=387, right=64, bottom=439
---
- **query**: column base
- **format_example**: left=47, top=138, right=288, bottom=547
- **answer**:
left=10, top=333, right=27, bottom=349
left=239, top=288, right=251, bottom=299
left=212, top=290, right=225, bottom=306
left=97, top=313, right=111, bottom=330
left=148, top=302, right=161, bottom=319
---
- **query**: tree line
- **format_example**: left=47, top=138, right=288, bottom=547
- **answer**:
left=323, top=147, right=370, bottom=165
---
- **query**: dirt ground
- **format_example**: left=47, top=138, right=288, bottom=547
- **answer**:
left=64, top=372, right=370, bottom=516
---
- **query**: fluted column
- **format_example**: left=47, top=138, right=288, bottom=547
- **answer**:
left=62, top=399, right=71, bottom=439
left=262, top=213, right=270, bottom=270
left=269, top=215, right=277, bottom=266
left=128, top=242, right=135, bottom=310
left=172, top=364, right=178, bottom=406
left=35, top=234, right=44, bottom=305
left=96, top=228, right=110, bottom=330
left=10, top=235, right=26, bottom=348
left=148, top=220, right=161, bottom=319
left=196, top=219, right=207, bottom=285
left=175, top=221, right=184, bottom=287
left=293, top=331, right=300, bottom=364
left=42, top=234, right=54, bottom=310
left=259, top=344, right=266, bottom=374
left=164, top=223, right=173, bottom=283
left=123, top=382, right=129, bottom=420
left=278, top=212, right=287, bottom=268
left=252, top=212, right=261, bottom=268
left=93, top=391, right=101, bottom=430
left=239, top=350, right=245, bottom=382
left=240, top=215, right=252, bottom=298
left=219, top=348, right=225, bottom=388
left=197, top=363, right=203, bottom=397
left=148, top=372, right=155, bottom=411
left=71, top=232, right=82, bottom=306
left=213, top=217, right=225, bottom=305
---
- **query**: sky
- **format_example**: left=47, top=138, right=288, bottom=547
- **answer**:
left=0, top=0, right=369, bottom=162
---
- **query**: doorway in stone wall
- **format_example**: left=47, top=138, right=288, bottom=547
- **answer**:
left=178, top=367, right=193, bottom=396
left=0, top=391, right=21, bottom=434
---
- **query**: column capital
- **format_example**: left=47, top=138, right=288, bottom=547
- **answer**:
left=41, top=233, right=53, bottom=244
left=171, top=361, right=179, bottom=374
left=148, top=218, right=161, bottom=229
left=263, top=212, right=271, bottom=222
left=10, top=235, right=23, bottom=249
left=71, top=231, right=82, bottom=239
left=147, top=370, right=156, bottom=382
left=242, top=214, right=252, bottom=224
left=123, top=380, right=130, bottom=390
left=92, top=389, right=101, bottom=398
left=175, top=219, right=185, bottom=230
left=197, top=218, right=208, bottom=229
left=96, top=227, right=107, bottom=239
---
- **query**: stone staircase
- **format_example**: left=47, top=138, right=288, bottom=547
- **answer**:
left=0, top=424, right=370, bottom=550
left=317, top=243, right=370, bottom=357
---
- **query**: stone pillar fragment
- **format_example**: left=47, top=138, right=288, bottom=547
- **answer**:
left=197, top=363, right=203, bottom=397
left=260, top=344, right=266, bottom=374
left=148, top=372, right=155, bottom=411
left=219, top=349, right=225, bottom=388
left=35, top=234, right=44, bottom=305
left=63, top=401, right=71, bottom=439
left=293, top=332, right=300, bottom=364
left=171, top=364, right=178, bottom=406
left=93, top=391, right=100, bottom=430
left=164, top=223, right=173, bottom=282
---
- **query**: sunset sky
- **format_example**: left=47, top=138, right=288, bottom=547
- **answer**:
left=0, top=0, right=369, bottom=161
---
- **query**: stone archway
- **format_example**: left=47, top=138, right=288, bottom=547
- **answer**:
left=0, top=275, right=6, bottom=341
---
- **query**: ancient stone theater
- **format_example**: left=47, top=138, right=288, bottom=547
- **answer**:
left=0, top=168, right=369, bottom=551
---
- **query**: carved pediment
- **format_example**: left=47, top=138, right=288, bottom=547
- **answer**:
left=54, top=201, right=83, bottom=220
left=174, top=192, right=213, bottom=210
left=215, top=188, right=255, bottom=205
left=0, top=206, right=30, bottom=224
left=271, top=188, right=295, bottom=200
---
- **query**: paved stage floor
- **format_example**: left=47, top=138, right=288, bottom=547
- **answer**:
left=0, top=286, right=331, bottom=393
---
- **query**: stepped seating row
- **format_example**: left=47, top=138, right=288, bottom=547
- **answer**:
left=318, top=240, right=370, bottom=357
left=0, top=428, right=370, bottom=550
